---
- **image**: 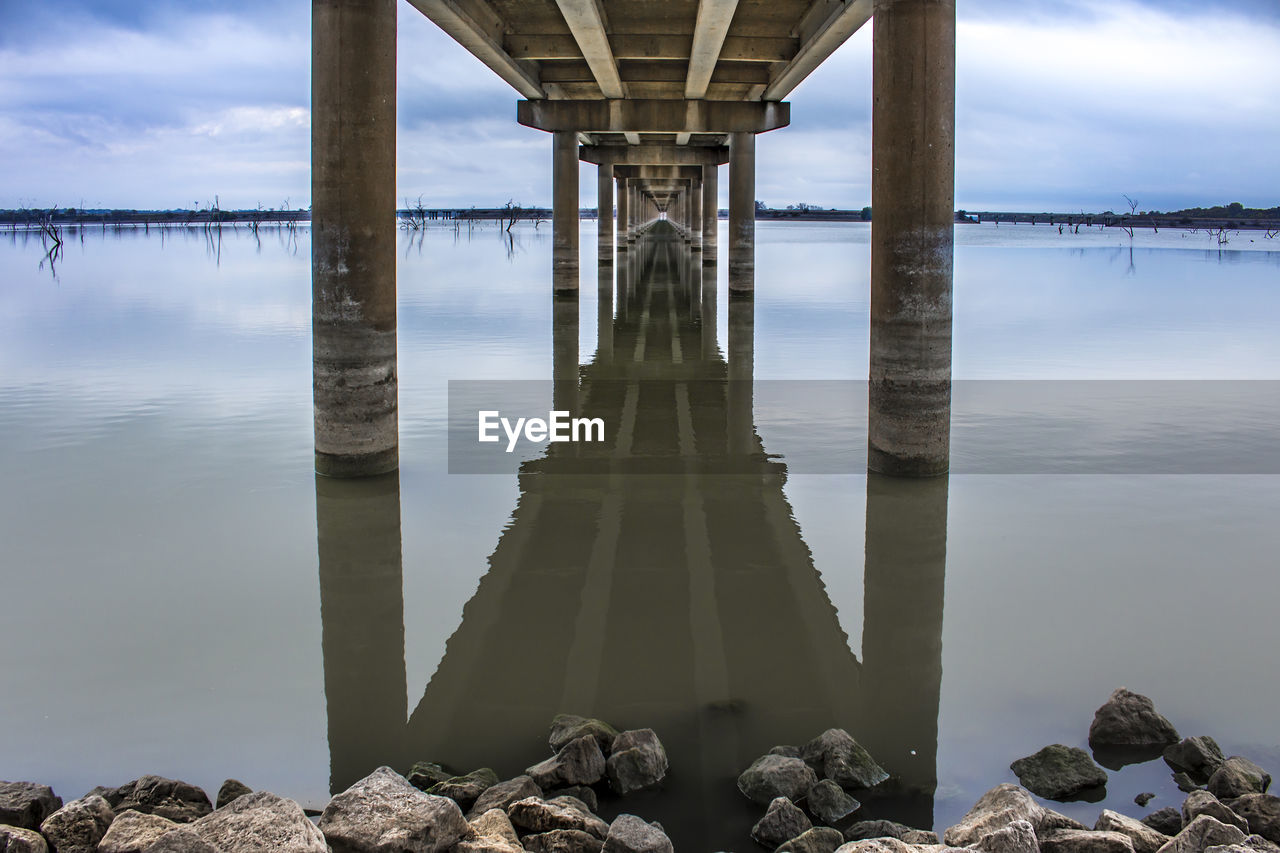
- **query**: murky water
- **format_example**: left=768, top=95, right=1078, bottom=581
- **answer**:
left=2, top=221, right=1278, bottom=850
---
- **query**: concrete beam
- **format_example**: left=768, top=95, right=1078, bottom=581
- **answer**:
left=624, top=132, right=642, bottom=145
left=518, top=99, right=789, bottom=134
left=763, top=0, right=872, bottom=100
left=406, top=0, right=545, bottom=99
left=581, top=144, right=729, bottom=166
left=687, top=0, right=740, bottom=98
left=506, top=34, right=798, bottom=63
left=553, top=0, right=625, bottom=98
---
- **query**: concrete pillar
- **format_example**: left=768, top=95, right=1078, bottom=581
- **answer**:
left=692, top=176, right=703, bottom=251
left=702, top=165, right=718, bottom=265
left=728, top=132, right=756, bottom=294
left=597, top=161, right=613, bottom=265
left=553, top=294, right=579, bottom=415
left=312, top=0, right=398, bottom=478
left=869, top=0, right=956, bottom=476
left=727, top=294, right=754, bottom=455
left=597, top=266, right=614, bottom=363
left=701, top=264, right=718, bottom=360
left=553, top=130, right=579, bottom=293
left=627, top=182, right=637, bottom=242
left=616, top=174, right=629, bottom=252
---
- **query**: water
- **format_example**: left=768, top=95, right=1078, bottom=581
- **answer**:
left=2, top=221, right=1279, bottom=850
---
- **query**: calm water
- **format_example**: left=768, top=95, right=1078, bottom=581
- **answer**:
left=2, top=221, right=1279, bottom=850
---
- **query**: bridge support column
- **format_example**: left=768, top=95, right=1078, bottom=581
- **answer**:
left=628, top=183, right=638, bottom=243
left=692, top=175, right=703, bottom=252
left=702, top=165, right=718, bottom=265
left=616, top=174, right=629, bottom=252
left=553, top=130, right=579, bottom=293
left=728, top=294, right=754, bottom=454
left=312, top=0, right=398, bottom=478
left=868, top=0, right=955, bottom=476
left=729, top=131, right=755, bottom=294
left=597, top=161, right=614, bottom=265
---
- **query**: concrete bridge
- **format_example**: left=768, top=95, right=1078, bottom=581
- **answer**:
left=312, top=0, right=955, bottom=479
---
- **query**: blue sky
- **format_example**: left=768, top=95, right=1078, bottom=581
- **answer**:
left=1, top=0, right=1277, bottom=212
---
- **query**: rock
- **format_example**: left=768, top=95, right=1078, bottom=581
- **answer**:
left=546, top=797, right=601, bottom=823
left=771, top=747, right=803, bottom=759
left=1176, top=775, right=1206, bottom=794
left=214, top=781, right=252, bottom=811
left=801, top=730, right=889, bottom=790
left=1208, top=759, right=1271, bottom=801
left=943, top=784, right=1086, bottom=847
left=833, top=839, right=916, bottom=853
left=1165, top=739, right=1227, bottom=784
left=1232, top=795, right=1280, bottom=845
left=0, top=825, right=48, bottom=853
left=456, top=809, right=523, bottom=853
left=1088, top=689, right=1179, bottom=749
left=1040, top=830, right=1135, bottom=853
left=544, top=787, right=596, bottom=814
left=143, top=829, right=222, bottom=853
left=528, top=739, right=606, bottom=790
left=105, top=777, right=213, bottom=824
left=189, top=791, right=324, bottom=853
left=1010, top=745, right=1108, bottom=800
left=753, top=798, right=813, bottom=848
left=1243, top=836, right=1280, bottom=853
left=1183, top=792, right=1248, bottom=833
left=902, top=831, right=940, bottom=845
left=549, top=716, right=620, bottom=754
left=469, top=777, right=543, bottom=818
left=738, top=756, right=819, bottom=805
left=1096, top=810, right=1171, bottom=853
left=0, top=782, right=62, bottom=831
left=38, top=795, right=115, bottom=853
left=606, top=731, right=668, bottom=795
left=777, top=826, right=845, bottom=853
left=843, top=821, right=915, bottom=842
left=1138, top=795, right=1157, bottom=808
left=1155, top=815, right=1247, bottom=853
left=319, top=766, right=469, bottom=853
left=602, top=815, right=673, bottom=853
left=508, top=798, right=609, bottom=840
left=407, top=763, right=455, bottom=792
left=807, top=781, right=860, bottom=825
left=974, top=820, right=1038, bottom=853
left=1143, top=810, right=1184, bottom=837
left=431, top=769, right=501, bottom=809
left=523, top=830, right=604, bottom=853
left=98, top=811, right=182, bottom=853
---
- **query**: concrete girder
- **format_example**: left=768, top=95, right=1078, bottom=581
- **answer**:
left=552, top=0, right=625, bottom=98
left=581, top=144, right=729, bottom=166
left=518, top=99, right=789, bottom=134
left=687, top=0, right=741, bottom=98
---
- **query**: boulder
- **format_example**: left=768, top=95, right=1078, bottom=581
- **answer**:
left=1155, top=815, right=1248, bottom=853
left=1182, top=792, right=1248, bottom=833
left=843, top=821, right=915, bottom=842
left=771, top=747, right=804, bottom=759
left=1208, top=759, right=1271, bottom=801
left=455, top=809, right=522, bottom=853
left=606, top=731, right=668, bottom=795
left=1165, top=739, right=1227, bottom=784
left=1176, top=775, right=1206, bottom=794
left=407, top=764, right=455, bottom=792
left=104, top=777, right=213, bottom=824
left=1088, top=689, right=1179, bottom=749
left=1143, top=810, right=1184, bottom=837
left=190, top=791, right=325, bottom=853
left=549, top=716, right=620, bottom=754
left=98, top=811, right=182, bottom=853
left=753, top=798, right=813, bottom=848
left=902, top=831, right=940, bottom=845
left=1242, top=839, right=1280, bottom=853
left=801, top=731, right=889, bottom=790
left=544, top=788, right=597, bottom=814
left=833, top=839, right=916, bottom=853
left=38, top=795, right=115, bottom=853
left=319, top=766, right=469, bottom=853
left=1232, top=795, right=1280, bottom=845
left=807, top=781, right=860, bottom=825
left=943, top=785, right=1086, bottom=847
left=1010, top=745, right=1108, bottom=800
left=0, top=825, right=48, bottom=853
left=1040, top=830, right=1135, bottom=853
left=777, top=827, right=845, bottom=853
left=142, top=829, right=223, bottom=853
left=430, top=769, right=501, bottom=810
left=1095, top=810, right=1171, bottom=853
left=523, top=830, right=605, bottom=853
left=214, top=781, right=252, bottom=810
left=602, top=815, right=673, bottom=853
left=528, top=739, right=606, bottom=790
left=1137, top=795, right=1157, bottom=808
left=0, top=782, right=62, bottom=831
left=469, top=777, right=543, bottom=818
left=973, top=819, right=1038, bottom=853
left=738, top=756, right=818, bottom=805
left=507, top=798, right=609, bottom=840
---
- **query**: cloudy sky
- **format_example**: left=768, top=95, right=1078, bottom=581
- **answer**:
left=1, top=0, right=1277, bottom=212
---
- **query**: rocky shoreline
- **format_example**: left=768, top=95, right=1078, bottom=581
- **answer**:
left=2, top=691, right=1275, bottom=853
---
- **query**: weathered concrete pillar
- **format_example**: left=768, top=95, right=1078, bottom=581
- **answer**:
left=312, top=0, right=398, bottom=478
left=692, top=176, right=703, bottom=251
left=869, top=0, right=956, bottom=476
left=597, top=161, right=613, bottom=265
left=701, top=262, right=718, bottom=360
left=627, top=182, right=638, bottom=242
left=727, top=294, right=754, bottom=454
left=728, top=132, right=755, bottom=294
left=597, top=266, right=614, bottom=363
left=553, top=130, right=579, bottom=293
left=702, top=164, right=718, bottom=265
left=616, top=174, right=629, bottom=252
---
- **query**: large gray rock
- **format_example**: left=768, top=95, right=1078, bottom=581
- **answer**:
left=1144, top=810, right=1184, bottom=837
left=738, top=756, right=819, bottom=805
left=103, top=777, right=213, bottom=824
left=191, top=791, right=324, bottom=853
left=508, top=798, right=609, bottom=840
left=549, top=716, right=619, bottom=753
left=777, top=826, right=845, bottom=853
left=523, top=830, right=605, bottom=853
left=902, top=831, right=940, bottom=845
left=606, top=731, right=668, bottom=795
left=1088, top=689, right=1179, bottom=749
left=843, top=821, right=915, bottom=842
left=807, top=780, right=860, bottom=825
left=602, top=815, right=673, bottom=853
left=1182, top=792, right=1248, bottom=833
left=98, top=811, right=182, bottom=853
left=973, top=819, right=1038, bottom=853
left=943, top=784, right=1086, bottom=847
left=469, top=776, right=542, bottom=818
left=1010, top=745, right=1108, bottom=800
left=1040, top=830, right=1135, bottom=853
left=142, top=829, right=222, bottom=853
left=455, top=809, right=522, bottom=853
left=1165, top=739, right=1227, bottom=784
left=407, top=763, right=454, bottom=792
left=214, top=780, right=252, bottom=811
left=545, top=788, right=597, bottom=814
left=754, top=798, right=813, bottom=848
left=0, top=782, right=62, bottom=831
left=1096, top=810, right=1171, bottom=853
left=1177, top=775, right=1207, bottom=795
left=430, top=769, right=501, bottom=810
left=1232, top=796, right=1280, bottom=845
left=1155, top=815, right=1248, bottom=853
left=38, top=795, right=115, bottom=853
left=1243, top=837, right=1280, bottom=853
left=528, top=738, right=606, bottom=790
left=801, top=730, right=889, bottom=790
left=833, top=839, right=916, bottom=853
left=0, top=825, right=48, bottom=853
left=319, top=766, right=469, bottom=853
left=1208, top=759, right=1271, bottom=801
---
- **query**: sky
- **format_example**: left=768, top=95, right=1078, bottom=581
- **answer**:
left=0, top=0, right=1278, bottom=213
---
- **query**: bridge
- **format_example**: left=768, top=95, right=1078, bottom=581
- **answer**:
left=311, top=0, right=955, bottom=479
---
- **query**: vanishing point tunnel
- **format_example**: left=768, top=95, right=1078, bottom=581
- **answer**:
left=311, top=0, right=956, bottom=478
